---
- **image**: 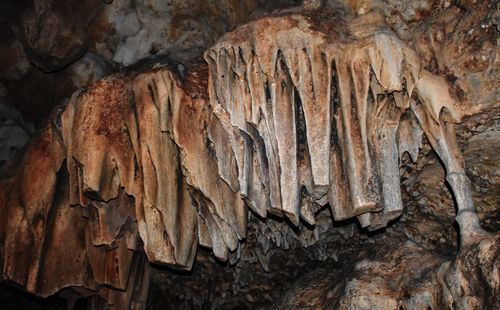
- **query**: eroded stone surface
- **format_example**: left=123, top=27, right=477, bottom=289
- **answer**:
left=0, top=1, right=497, bottom=309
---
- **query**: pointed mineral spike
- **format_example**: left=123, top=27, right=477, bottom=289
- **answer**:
left=197, top=214, right=212, bottom=248
left=398, top=112, right=423, bottom=163
left=328, top=66, right=356, bottom=221
left=298, top=47, right=331, bottom=187
left=257, top=82, right=283, bottom=214
left=336, top=59, right=378, bottom=214
left=216, top=48, right=231, bottom=111
left=300, top=199, right=316, bottom=226
left=213, top=214, right=240, bottom=251
left=208, top=219, right=230, bottom=261
left=350, top=48, right=371, bottom=169
left=283, top=48, right=300, bottom=86
left=208, top=113, right=240, bottom=192
left=273, top=56, right=300, bottom=225
left=411, top=101, right=489, bottom=246
left=369, top=100, right=404, bottom=227
left=243, top=128, right=271, bottom=218
left=247, top=53, right=266, bottom=125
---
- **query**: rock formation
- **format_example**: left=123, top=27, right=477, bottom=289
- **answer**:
left=0, top=0, right=498, bottom=309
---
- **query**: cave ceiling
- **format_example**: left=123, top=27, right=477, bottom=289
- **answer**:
left=0, top=0, right=498, bottom=309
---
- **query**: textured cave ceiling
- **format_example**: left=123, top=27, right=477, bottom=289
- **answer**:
left=0, top=0, right=498, bottom=309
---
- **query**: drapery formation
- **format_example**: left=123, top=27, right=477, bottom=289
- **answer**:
left=204, top=12, right=471, bottom=230
left=0, top=10, right=483, bottom=308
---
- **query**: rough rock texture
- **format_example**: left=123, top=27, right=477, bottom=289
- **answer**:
left=149, top=120, right=498, bottom=309
left=0, top=0, right=292, bottom=127
left=276, top=237, right=499, bottom=309
left=0, top=0, right=498, bottom=309
left=274, top=150, right=499, bottom=309
left=99, top=0, right=266, bottom=66
left=16, top=0, right=101, bottom=72
left=0, top=29, right=110, bottom=127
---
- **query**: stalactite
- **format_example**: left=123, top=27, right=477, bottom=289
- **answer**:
left=0, top=9, right=490, bottom=309
left=204, top=12, right=485, bottom=235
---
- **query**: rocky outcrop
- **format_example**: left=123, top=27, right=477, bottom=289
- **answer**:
left=275, top=236, right=499, bottom=309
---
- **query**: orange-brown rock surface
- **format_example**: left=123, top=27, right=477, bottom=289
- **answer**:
left=0, top=0, right=498, bottom=309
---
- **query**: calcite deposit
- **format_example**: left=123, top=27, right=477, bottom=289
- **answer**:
left=0, top=0, right=498, bottom=309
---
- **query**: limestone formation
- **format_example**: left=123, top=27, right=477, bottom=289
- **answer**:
left=0, top=1, right=497, bottom=309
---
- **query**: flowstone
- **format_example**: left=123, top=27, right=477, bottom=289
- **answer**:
left=0, top=5, right=496, bottom=309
